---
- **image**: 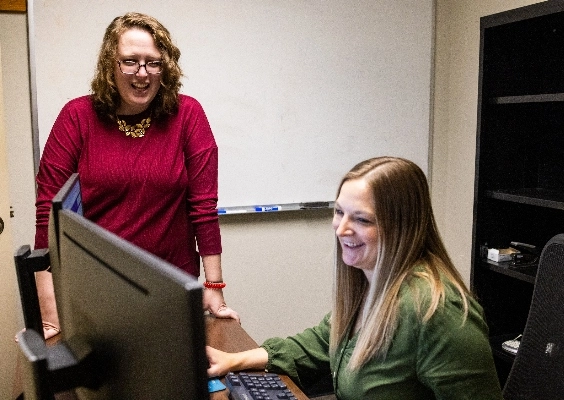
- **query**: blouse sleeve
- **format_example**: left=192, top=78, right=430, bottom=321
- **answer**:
left=261, top=312, right=332, bottom=389
left=414, top=288, right=504, bottom=399
left=34, top=100, right=83, bottom=249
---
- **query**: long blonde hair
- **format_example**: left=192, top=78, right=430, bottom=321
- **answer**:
left=329, top=157, right=471, bottom=370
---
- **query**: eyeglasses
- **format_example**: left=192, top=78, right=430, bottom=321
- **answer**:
left=116, top=60, right=163, bottom=75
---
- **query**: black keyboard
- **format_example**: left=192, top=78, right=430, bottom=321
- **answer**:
left=225, top=371, right=298, bottom=400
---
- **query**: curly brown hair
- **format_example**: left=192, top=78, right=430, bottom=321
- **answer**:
left=90, top=12, right=183, bottom=121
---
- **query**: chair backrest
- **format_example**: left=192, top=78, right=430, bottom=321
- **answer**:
left=503, top=233, right=564, bottom=399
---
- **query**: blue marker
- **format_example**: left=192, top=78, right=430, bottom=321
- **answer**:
left=255, top=205, right=281, bottom=212
left=217, top=209, right=247, bottom=214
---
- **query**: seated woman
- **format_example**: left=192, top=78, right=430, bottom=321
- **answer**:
left=207, top=156, right=503, bottom=399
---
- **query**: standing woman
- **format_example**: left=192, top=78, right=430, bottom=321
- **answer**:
left=34, top=12, right=239, bottom=339
left=207, top=157, right=502, bottom=399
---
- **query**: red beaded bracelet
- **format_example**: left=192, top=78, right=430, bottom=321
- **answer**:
left=203, top=281, right=226, bottom=290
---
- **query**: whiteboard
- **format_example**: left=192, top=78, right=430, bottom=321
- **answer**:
left=29, top=0, right=433, bottom=208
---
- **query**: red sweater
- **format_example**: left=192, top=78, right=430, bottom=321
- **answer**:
left=35, top=95, right=221, bottom=277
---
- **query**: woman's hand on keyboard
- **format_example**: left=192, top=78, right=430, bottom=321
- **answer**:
left=206, top=346, right=269, bottom=377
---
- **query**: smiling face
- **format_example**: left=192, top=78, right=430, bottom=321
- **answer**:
left=332, top=178, right=379, bottom=280
left=114, top=28, right=162, bottom=115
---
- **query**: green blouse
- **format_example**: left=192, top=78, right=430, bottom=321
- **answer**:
left=261, top=275, right=503, bottom=399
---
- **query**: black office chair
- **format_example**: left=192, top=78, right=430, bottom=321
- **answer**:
left=503, top=233, right=564, bottom=399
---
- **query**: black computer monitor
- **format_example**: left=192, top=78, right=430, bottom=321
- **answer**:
left=52, top=173, right=83, bottom=215
left=48, top=172, right=83, bottom=267
left=48, top=172, right=83, bottom=242
left=51, top=209, right=209, bottom=399
left=48, top=173, right=83, bottom=325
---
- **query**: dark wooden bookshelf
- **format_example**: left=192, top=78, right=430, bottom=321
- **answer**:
left=491, top=93, right=564, bottom=104
left=486, top=189, right=564, bottom=210
left=480, top=260, right=536, bottom=284
left=471, top=0, right=564, bottom=389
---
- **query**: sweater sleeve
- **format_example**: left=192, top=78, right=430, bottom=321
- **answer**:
left=34, top=99, right=84, bottom=249
left=261, top=313, right=332, bottom=389
left=182, top=97, right=222, bottom=256
left=184, top=147, right=221, bottom=255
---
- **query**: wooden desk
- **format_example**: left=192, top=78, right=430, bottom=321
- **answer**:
left=206, top=315, right=309, bottom=400
left=22, top=316, right=311, bottom=399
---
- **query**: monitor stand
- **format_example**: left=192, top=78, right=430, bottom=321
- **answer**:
left=17, top=328, right=99, bottom=400
left=14, top=245, right=99, bottom=399
left=14, top=245, right=50, bottom=337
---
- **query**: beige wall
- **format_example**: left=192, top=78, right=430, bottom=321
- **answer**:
left=0, top=11, right=33, bottom=399
left=0, top=43, right=24, bottom=400
left=218, top=210, right=334, bottom=343
left=0, top=12, right=36, bottom=250
left=0, top=3, right=551, bottom=394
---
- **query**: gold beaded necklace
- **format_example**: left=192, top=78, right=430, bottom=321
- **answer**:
left=116, top=115, right=151, bottom=138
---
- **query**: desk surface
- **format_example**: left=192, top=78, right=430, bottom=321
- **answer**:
left=45, top=316, right=310, bottom=400
left=207, top=315, right=309, bottom=399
